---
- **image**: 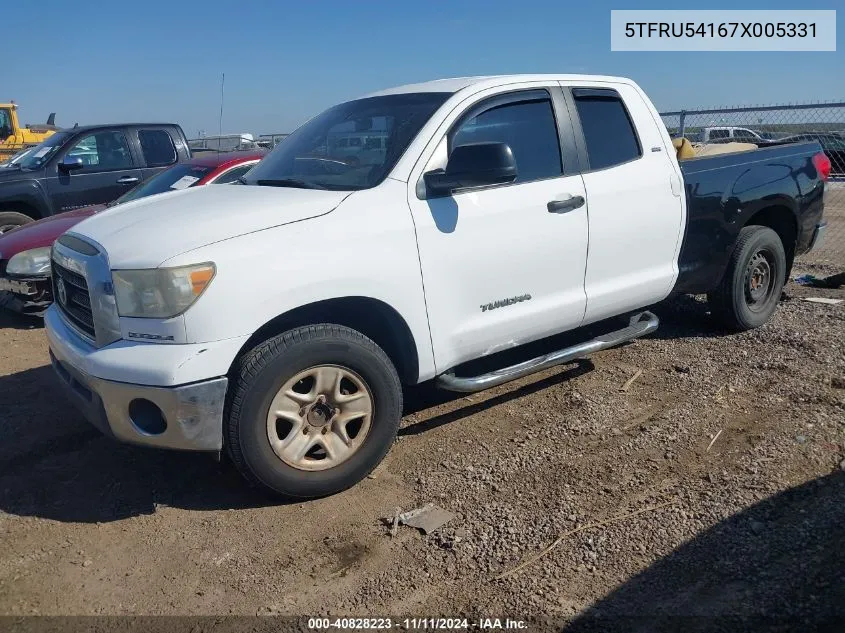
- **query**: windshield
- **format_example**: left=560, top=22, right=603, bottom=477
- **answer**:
left=0, top=146, right=35, bottom=168
left=109, top=163, right=213, bottom=206
left=243, top=92, right=451, bottom=191
left=17, top=132, right=70, bottom=170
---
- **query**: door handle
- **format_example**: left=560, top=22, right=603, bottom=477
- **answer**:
left=117, top=177, right=139, bottom=185
left=547, top=195, right=585, bottom=214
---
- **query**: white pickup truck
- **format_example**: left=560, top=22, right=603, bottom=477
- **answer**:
left=44, top=74, right=829, bottom=498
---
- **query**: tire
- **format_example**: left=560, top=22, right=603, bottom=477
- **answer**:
left=0, top=211, right=35, bottom=235
left=226, top=324, right=402, bottom=499
left=708, top=225, right=786, bottom=331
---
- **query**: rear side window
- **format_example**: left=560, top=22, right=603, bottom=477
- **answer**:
left=138, top=129, right=178, bottom=167
left=709, top=129, right=730, bottom=139
left=451, top=96, right=562, bottom=183
left=212, top=163, right=255, bottom=184
left=574, top=92, right=641, bottom=170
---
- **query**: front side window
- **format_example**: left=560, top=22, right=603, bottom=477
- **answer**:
left=450, top=95, right=562, bottom=183
left=66, top=131, right=134, bottom=170
left=574, top=92, right=642, bottom=170
left=243, top=92, right=451, bottom=191
left=138, top=129, right=178, bottom=167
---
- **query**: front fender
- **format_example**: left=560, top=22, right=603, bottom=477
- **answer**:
left=163, top=181, right=437, bottom=381
left=0, top=177, right=49, bottom=217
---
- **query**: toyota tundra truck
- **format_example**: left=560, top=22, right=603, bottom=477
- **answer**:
left=43, top=74, right=830, bottom=499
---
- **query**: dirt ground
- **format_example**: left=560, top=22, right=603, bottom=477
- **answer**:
left=1, top=257, right=843, bottom=628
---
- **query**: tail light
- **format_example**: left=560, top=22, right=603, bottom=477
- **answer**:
left=812, top=152, right=831, bottom=182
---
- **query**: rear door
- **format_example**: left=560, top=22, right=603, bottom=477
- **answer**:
left=46, top=128, right=143, bottom=212
left=134, top=127, right=181, bottom=180
left=406, top=85, right=589, bottom=373
left=562, top=84, right=685, bottom=324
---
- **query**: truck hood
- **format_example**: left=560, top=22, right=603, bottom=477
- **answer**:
left=68, top=184, right=351, bottom=268
left=0, top=206, right=103, bottom=260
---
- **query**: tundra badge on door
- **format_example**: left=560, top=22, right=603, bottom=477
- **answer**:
left=480, top=293, right=532, bottom=312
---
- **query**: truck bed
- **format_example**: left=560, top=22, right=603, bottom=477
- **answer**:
left=673, top=141, right=826, bottom=294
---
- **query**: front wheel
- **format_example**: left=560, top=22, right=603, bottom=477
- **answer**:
left=708, top=225, right=786, bottom=331
left=225, top=324, right=402, bottom=499
left=0, top=211, right=35, bottom=235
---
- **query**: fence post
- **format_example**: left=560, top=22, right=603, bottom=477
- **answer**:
left=679, top=110, right=687, bottom=138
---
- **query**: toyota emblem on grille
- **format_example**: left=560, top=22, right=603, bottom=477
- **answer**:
left=56, top=277, right=67, bottom=306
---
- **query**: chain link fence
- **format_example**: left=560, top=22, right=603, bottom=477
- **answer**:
left=660, top=102, right=845, bottom=270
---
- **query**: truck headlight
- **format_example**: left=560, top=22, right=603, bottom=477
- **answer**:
left=112, top=263, right=216, bottom=318
left=6, top=247, right=52, bottom=275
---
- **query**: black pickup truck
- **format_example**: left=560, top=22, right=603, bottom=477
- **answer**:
left=0, top=123, right=191, bottom=233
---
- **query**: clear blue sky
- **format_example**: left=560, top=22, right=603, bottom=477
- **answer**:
left=7, top=0, right=842, bottom=138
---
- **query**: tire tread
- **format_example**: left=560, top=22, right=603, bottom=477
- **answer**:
left=225, top=324, right=401, bottom=496
left=708, top=225, right=785, bottom=331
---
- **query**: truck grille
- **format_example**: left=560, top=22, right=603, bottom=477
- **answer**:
left=52, top=260, right=96, bottom=340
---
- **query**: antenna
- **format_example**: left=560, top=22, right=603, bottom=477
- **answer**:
left=217, top=72, right=225, bottom=158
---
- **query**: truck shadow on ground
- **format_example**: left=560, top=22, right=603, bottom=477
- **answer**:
left=0, top=364, right=277, bottom=523
left=0, top=360, right=595, bottom=523
left=561, top=470, right=845, bottom=632
left=0, top=305, right=43, bottom=330
left=0, top=294, right=778, bottom=524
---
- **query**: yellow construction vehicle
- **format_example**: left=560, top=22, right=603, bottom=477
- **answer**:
left=0, top=102, right=59, bottom=161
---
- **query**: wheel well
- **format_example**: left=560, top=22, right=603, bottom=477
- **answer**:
left=233, top=297, right=420, bottom=385
left=745, top=206, right=797, bottom=278
left=0, top=201, right=40, bottom=220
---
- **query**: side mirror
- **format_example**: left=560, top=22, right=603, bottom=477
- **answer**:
left=423, top=142, right=517, bottom=197
left=58, top=156, right=84, bottom=172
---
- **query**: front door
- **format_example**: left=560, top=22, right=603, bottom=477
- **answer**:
left=406, top=87, right=589, bottom=374
left=47, top=129, right=143, bottom=213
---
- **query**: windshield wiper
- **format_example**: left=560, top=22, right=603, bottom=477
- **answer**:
left=255, top=178, right=326, bottom=190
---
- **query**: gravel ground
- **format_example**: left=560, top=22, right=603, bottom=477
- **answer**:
left=0, top=259, right=843, bottom=630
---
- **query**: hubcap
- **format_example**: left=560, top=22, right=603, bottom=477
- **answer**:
left=744, top=250, right=774, bottom=311
left=266, top=365, right=373, bottom=471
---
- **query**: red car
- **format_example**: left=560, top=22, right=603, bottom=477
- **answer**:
left=0, top=149, right=266, bottom=316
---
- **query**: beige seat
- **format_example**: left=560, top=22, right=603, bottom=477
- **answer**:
left=672, top=137, right=758, bottom=161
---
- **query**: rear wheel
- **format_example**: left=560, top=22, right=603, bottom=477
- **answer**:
left=708, top=225, right=786, bottom=331
left=226, top=324, right=402, bottom=499
left=0, top=211, right=35, bottom=235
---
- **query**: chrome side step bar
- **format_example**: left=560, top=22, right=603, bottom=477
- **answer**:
left=436, top=311, right=659, bottom=393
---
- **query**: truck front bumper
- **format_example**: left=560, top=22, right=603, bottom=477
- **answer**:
left=0, top=274, right=53, bottom=316
left=45, top=306, right=230, bottom=451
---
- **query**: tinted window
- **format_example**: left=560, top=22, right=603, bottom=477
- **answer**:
left=709, top=129, right=730, bottom=139
left=111, top=163, right=212, bottom=205
left=138, top=129, right=177, bottom=167
left=244, top=92, right=450, bottom=191
left=212, top=163, right=255, bottom=184
left=451, top=97, right=562, bottom=183
left=66, top=131, right=134, bottom=170
left=732, top=131, right=759, bottom=142
left=574, top=94, right=641, bottom=170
